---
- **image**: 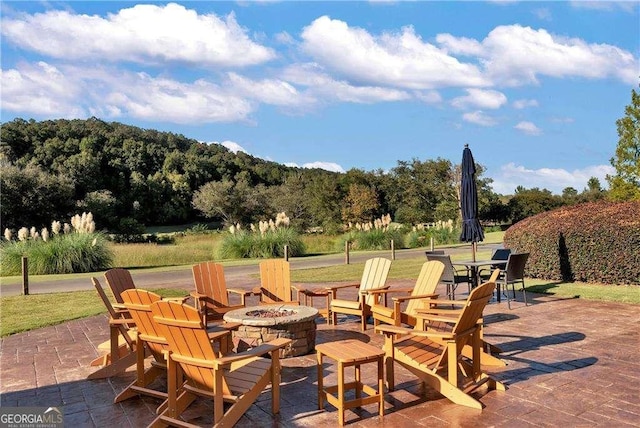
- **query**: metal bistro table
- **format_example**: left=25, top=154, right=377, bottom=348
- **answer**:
left=452, top=260, right=507, bottom=301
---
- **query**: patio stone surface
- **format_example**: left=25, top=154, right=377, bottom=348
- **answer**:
left=1, top=282, right=639, bottom=427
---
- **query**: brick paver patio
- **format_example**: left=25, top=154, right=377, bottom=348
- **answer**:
left=1, top=284, right=639, bottom=427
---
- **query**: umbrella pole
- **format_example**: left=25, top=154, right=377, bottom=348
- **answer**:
left=472, top=242, right=477, bottom=262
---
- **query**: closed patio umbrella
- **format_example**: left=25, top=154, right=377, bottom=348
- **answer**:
left=459, top=144, right=484, bottom=261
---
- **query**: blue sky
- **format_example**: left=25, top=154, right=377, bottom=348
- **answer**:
left=1, top=1, right=638, bottom=194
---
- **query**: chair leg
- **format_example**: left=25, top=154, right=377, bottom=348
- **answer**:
left=521, top=280, right=528, bottom=306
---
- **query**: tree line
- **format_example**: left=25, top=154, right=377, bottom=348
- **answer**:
left=0, top=116, right=622, bottom=235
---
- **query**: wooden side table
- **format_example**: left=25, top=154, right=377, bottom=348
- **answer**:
left=300, top=288, right=331, bottom=324
left=316, top=339, right=385, bottom=425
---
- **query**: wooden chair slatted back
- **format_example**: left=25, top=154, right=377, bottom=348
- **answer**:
left=105, top=268, right=136, bottom=304
left=152, top=301, right=220, bottom=390
left=359, top=257, right=392, bottom=307
left=120, top=289, right=166, bottom=359
left=92, top=277, right=134, bottom=349
left=406, top=261, right=445, bottom=316
left=451, top=281, right=496, bottom=336
left=259, top=260, right=293, bottom=304
left=192, top=262, right=229, bottom=308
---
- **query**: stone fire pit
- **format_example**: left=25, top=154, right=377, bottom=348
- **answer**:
left=223, top=305, right=319, bottom=358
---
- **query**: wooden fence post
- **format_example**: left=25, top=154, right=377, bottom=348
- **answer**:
left=345, top=241, right=350, bottom=265
left=284, top=245, right=289, bottom=261
left=22, top=256, right=29, bottom=295
left=390, top=239, right=396, bottom=260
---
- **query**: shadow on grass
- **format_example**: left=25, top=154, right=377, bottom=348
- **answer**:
left=526, top=281, right=581, bottom=299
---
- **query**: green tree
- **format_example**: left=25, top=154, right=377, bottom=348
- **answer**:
left=341, top=183, right=379, bottom=224
left=0, top=163, right=75, bottom=230
left=508, top=187, right=563, bottom=223
left=192, top=176, right=264, bottom=226
left=387, top=158, right=455, bottom=224
left=607, top=86, right=640, bottom=201
left=305, top=174, right=343, bottom=232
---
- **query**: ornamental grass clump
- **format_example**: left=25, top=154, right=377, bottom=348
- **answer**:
left=1, top=212, right=113, bottom=275
left=405, top=220, right=460, bottom=248
left=218, top=212, right=305, bottom=259
left=337, top=214, right=405, bottom=251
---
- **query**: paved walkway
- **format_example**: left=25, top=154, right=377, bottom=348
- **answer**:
left=1, top=285, right=639, bottom=427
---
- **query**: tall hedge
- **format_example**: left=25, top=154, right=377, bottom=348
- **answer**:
left=504, top=200, right=640, bottom=285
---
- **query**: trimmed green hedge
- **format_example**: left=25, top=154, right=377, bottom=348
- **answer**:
left=504, top=200, right=640, bottom=285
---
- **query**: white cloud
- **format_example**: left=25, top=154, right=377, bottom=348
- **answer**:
left=490, top=162, right=614, bottom=194
left=302, top=161, right=345, bottom=172
left=210, top=140, right=248, bottom=154
left=462, top=111, right=497, bottom=126
left=1, top=3, right=274, bottom=68
left=570, top=1, right=638, bottom=13
left=513, top=99, right=539, bottom=109
left=514, top=121, right=542, bottom=135
left=438, top=24, right=638, bottom=86
left=275, top=31, right=294, bottom=45
left=0, top=62, right=85, bottom=117
left=451, top=88, right=507, bottom=109
left=551, top=116, right=575, bottom=123
left=300, top=16, right=489, bottom=90
left=414, top=90, right=442, bottom=104
left=226, top=72, right=310, bottom=107
left=534, top=8, right=553, bottom=21
left=281, top=63, right=410, bottom=104
left=283, top=161, right=345, bottom=173
left=101, top=71, right=254, bottom=123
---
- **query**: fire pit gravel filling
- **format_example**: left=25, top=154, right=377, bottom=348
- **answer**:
left=245, top=309, right=297, bottom=318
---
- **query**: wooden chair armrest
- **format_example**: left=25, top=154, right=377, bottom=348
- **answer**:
left=325, top=282, right=360, bottom=291
left=190, top=291, right=206, bottom=299
left=109, top=317, right=134, bottom=325
left=392, top=293, right=439, bottom=303
left=375, top=324, right=412, bottom=335
left=414, top=313, right=460, bottom=324
left=214, top=338, right=292, bottom=367
left=404, top=328, right=456, bottom=340
left=359, top=285, right=389, bottom=295
left=227, top=288, right=252, bottom=296
left=112, top=303, right=127, bottom=310
left=366, top=287, right=409, bottom=296
left=251, top=286, right=262, bottom=295
left=419, top=299, right=464, bottom=306
left=377, top=323, right=456, bottom=340
left=207, top=329, right=232, bottom=342
left=415, top=307, right=463, bottom=315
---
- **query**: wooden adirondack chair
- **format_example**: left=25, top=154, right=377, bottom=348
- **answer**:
left=115, top=289, right=169, bottom=405
left=370, top=260, right=444, bottom=327
left=105, top=267, right=188, bottom=307
left=253, top=259, right=300, bottom=305
left=328, top=257, right=392, bottom=331
left=376, top=280, right=505, bottom=410
left=149, top=301, right=291, bottom=428
left=104, top=268, right=136, bottom=305
left=418, top=269, right=505, bottom=367
left=117, top=289, right=235, bottom=407
left=191, top=262, right=252, bottom=323
left=88, top=277, right=138, bottom=380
